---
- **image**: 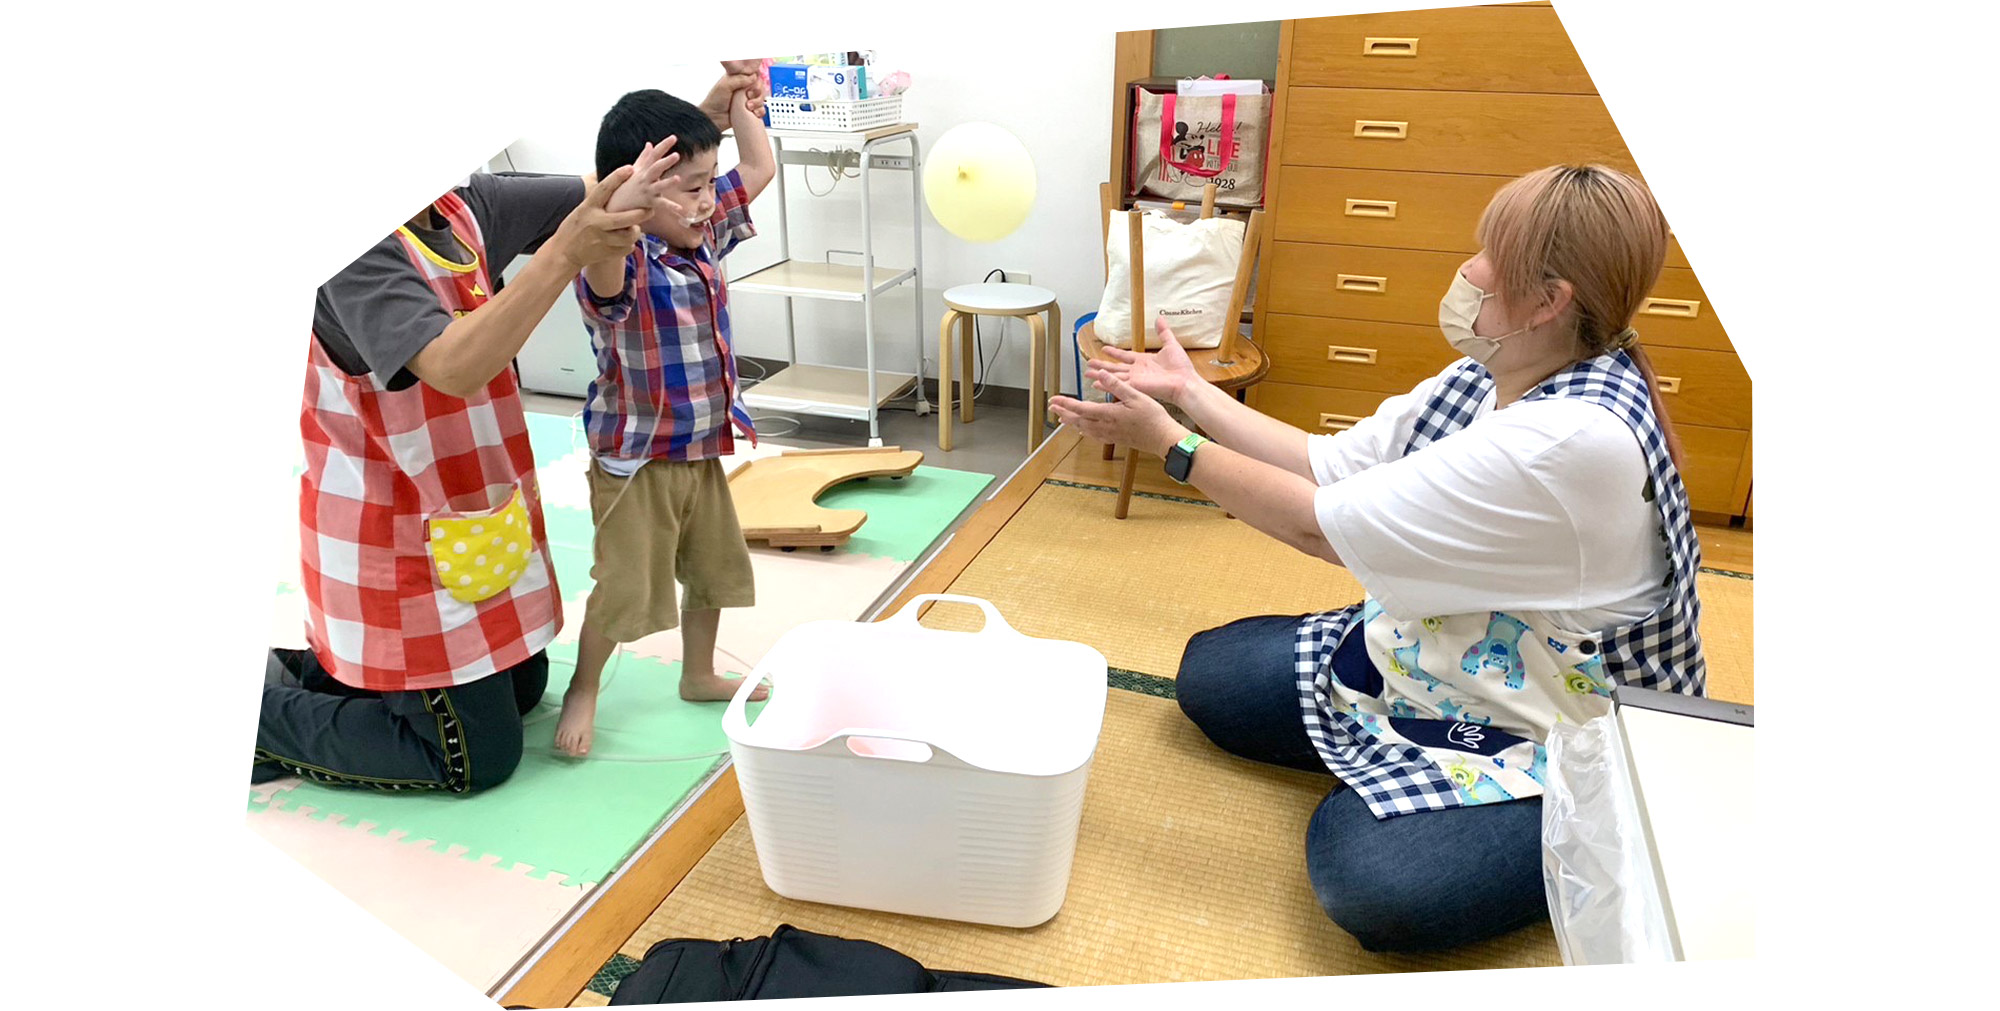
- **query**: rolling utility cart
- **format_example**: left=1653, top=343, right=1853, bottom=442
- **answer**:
left=734, top=100, right=929, bottom=447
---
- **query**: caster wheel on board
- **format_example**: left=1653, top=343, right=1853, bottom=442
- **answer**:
left=781, top=546, right=797, bottom=553
left=820, top=546, right=836, bottom=553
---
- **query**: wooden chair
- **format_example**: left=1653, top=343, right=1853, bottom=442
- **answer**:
left=1075, top=182, right=1268, bottom=518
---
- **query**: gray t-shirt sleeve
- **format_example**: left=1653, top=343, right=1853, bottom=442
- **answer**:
left=311, top=173, right=586, bottom=391
left=463, top=172, right=587, bottom=277
left=315, top=234, right=456, bottom=390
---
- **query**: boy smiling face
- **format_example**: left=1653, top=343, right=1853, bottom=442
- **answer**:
left=645, top=146, right=718, bottom=250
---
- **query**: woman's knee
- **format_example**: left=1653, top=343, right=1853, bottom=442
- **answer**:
left=1305, top=792, right=1417, bottom=950
left=1176, top=615, right=1297, bottom=718
left=1175, top=626, right=1231, bottom=724
left=1304, top=790, right=1546, bottom=952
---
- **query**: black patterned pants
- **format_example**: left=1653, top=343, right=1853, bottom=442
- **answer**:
left=252, top=647, right=548, bottom=795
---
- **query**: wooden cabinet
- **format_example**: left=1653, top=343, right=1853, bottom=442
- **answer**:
left=1251, top=5, right=1753, bottom=521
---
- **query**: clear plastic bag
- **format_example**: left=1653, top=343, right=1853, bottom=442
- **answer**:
left=1541, top=713, right=1679, bottom=964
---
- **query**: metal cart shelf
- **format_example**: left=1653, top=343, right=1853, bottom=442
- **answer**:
left=735, top=123, right=929, bottom=446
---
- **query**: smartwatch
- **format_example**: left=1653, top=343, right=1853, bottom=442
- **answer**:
left=1164, top=432, right=1208, bottom=484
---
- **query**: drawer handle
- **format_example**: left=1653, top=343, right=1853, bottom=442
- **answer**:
left=1353, top=120, right=1409, bottom=140
left=1320, top=413, right=1364, bottom=432
left=1344, top=198, right=1398, bottom=219
left=1327, top=345, right=1379, bottom=365
left=1363, top=37, right=1420, bottom=57
left=1336, top=274, right=1388, bottom=293
left=1641, top=297, right=1701, bottom=319
left=1657, top=376, right=1681, bottom=394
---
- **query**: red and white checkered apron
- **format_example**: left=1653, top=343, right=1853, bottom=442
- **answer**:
left=298, top=192, right=561, bottom=692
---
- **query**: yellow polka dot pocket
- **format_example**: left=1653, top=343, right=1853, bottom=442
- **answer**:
left=427, top=488, right=535, bottom=604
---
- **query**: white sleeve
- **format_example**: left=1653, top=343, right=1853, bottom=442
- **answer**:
left=1305, top=373, right=1449, bottom=486
left=1312, top=400, right=1661, bottom=622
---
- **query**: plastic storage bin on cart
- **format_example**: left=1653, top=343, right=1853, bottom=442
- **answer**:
left=722, top=594, right=1108, bottom=928
left=764, top=95, right=903, bottom=132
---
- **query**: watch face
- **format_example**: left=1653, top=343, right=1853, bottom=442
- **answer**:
left=1166, top=445, right=1192, bottom=482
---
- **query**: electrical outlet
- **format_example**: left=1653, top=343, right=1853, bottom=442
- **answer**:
left=1003, top=271, right=1030, bottom=287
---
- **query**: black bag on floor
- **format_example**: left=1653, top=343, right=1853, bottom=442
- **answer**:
left=607, top=923, right=1050, bottom=1003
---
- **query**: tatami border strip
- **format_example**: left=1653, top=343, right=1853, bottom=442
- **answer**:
left=1043, top=478, right=1218, bottom=510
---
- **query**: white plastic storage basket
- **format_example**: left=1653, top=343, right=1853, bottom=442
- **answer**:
left=723, top=594, right=1107, bottom=928
left=764, top=95, right=903, bottom=133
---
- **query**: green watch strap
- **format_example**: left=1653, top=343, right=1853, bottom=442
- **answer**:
left=1176, top=432, right=1209, bottom=455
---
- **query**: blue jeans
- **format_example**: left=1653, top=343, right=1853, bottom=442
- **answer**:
left=1177, top=615, right=1549, bottom=953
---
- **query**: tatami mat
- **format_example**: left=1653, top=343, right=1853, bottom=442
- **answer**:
left=918, top=481, right=1755, bottom=706
left=919, top=483, right=1364, bottom=678
left=573, top=689, right=1559, bottom=1004
left=1694, top=572, right=1754, bottom=705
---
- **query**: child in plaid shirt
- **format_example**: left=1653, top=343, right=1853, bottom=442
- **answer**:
left=556, top=79, right=777, bottom=757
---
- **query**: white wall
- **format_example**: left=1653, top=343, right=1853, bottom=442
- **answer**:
left=495, top=27, right=1113, bottom=398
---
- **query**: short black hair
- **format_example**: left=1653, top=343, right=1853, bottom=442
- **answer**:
left=595, top=90, right=723, bottom=181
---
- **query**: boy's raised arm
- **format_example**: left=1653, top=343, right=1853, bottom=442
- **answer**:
left=730, top=86, right=776, bottom=202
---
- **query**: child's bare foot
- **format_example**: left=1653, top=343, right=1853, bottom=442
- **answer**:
left=679, top=666, right=770, bottom=703
left=554, top=683, right=599, bottom=757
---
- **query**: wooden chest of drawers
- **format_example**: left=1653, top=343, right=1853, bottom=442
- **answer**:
left=1251, top=4, right=1753, bottom=520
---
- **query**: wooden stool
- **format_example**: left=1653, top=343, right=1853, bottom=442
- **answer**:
left=937, top=282, right=1062, bottom=452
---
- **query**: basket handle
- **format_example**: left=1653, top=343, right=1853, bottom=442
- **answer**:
left=880, top=593, right=1022, bottom=636
left=721, top=668, right=771, bottom=740
left=814, top=730, right=976, bottom=771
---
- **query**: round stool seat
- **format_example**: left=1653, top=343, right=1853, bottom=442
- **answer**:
left=943, top=282, right=1057, bottom=315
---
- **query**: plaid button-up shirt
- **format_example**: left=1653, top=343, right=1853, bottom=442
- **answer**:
left=576, top=167, right=758, bottom=464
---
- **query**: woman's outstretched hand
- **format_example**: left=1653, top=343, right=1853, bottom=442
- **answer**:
left=1090, top=317, right=1200, bottom=406
left=1049, top=367, right=1187, bottom=457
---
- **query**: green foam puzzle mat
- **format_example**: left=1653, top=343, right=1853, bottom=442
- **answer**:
left=255, top=410, right=993, bottom=890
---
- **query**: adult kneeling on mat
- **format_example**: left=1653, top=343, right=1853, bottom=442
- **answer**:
left=252, top=65, right=764, bottom=796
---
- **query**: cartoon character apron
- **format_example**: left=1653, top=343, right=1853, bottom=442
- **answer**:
left=298, top=192, right=560, bottom=692
left=1294, top=351, right=1705, bottom=819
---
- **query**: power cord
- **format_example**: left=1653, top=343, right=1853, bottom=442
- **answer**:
left=801, top=147, right=859, bottom=198
left=968, top=268, right=1005, bottom=404
left=736, top=355, right=802, bottom=437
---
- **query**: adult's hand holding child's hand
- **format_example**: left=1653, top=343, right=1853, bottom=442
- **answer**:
left=552, top=166, right=650, bottom=270
left=705, top=61, right=767, bottom=130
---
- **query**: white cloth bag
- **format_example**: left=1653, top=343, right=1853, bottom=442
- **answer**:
left=1094, top=210, right=1244, bottom=350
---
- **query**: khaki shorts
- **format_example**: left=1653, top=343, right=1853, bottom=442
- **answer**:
left=583, top=458, right=755, bottom=643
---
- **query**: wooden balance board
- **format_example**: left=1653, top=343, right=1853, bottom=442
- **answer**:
left=728, top=446, right=925, bottom=551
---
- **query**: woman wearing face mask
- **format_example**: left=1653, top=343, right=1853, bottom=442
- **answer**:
left=1049, top=164, right=1704, bottom=953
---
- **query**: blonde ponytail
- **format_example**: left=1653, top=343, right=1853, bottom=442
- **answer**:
left=1476, top=165, right=1686, bottom=473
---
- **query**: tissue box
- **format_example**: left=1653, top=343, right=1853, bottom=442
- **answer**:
left=767, top=64, right=813, bottom=99
left=807, top=65, right=866, bottom=101
left=769, top=63, right=868, bottom=101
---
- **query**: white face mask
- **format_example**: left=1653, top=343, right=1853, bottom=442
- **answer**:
left=1438, top=272, right=1528, bottom=364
